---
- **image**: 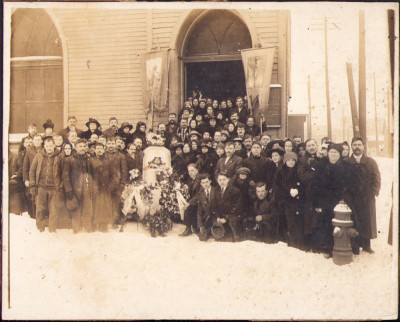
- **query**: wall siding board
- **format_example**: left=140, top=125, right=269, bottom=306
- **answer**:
left=45, top=9, right=285, bottom=129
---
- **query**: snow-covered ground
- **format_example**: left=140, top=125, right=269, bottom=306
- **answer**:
left=2, top=157, right=398, bottom=320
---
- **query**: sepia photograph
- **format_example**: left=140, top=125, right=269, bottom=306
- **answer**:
left=2, top=1, right=399, bottom=320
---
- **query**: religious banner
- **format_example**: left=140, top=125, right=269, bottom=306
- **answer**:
left=141, top=50, right=170, bottom=121
left=241, top=47, right=275, bottom=123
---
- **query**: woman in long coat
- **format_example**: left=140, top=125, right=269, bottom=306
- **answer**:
left=313, top=143, right=346, bottom=255
left=273, top=152, right=304, bottom=249
left=90, top=143, right=113, bottom=232
left=55, top=142, right=75, bottom=228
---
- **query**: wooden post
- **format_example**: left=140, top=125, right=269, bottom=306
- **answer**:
left=387, top=87, right=393, bottom=157
left=346, top=63, right=361, bottom=137
left=373, top=73, right=379, bottom=155
left=324, top=18, right=332, bottom=140
left=307, top=75, right=312, bottom=139
left=358, top=10, right=367, bottom=143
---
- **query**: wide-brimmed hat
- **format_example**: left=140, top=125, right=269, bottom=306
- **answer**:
left=85, top=118, right=101, bottom=129
left=120, top=122, right=133, bottom=131
left=211, top=221, right=225, bottom=240
left=233, top=137, right=243, bottom=142
left=220, top=130, right=230, bottom=137
left=189, top=130, right=202, bottom=138
left=267, top=146, right=285, bottom=158
left=266, top=139, right=285, bottom=151
left=43, top=119, right=54, bottom=130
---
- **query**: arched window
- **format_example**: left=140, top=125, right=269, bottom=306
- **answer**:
left=183, top=10, right=252, bottom=58
left=182, top=10, right=252, bottom=101
left=10, top=8, right=63, bottom=133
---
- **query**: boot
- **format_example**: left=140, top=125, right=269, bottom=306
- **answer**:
left=179, top=226, right=192, bottom=237
left=362, top=238, right=375, bottom=253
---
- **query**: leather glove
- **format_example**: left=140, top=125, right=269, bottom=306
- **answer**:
left=66, top=191, right=74, bottom=200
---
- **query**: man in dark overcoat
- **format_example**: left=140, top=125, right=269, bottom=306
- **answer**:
left=243, top=182, right=279, bottom=243
left=344, top=137, right=381, bottom=253
left=243, top=142, right=276, bottom=189
left=106, top=136, right=128, bottom=227
left=297, top=138, right=321, bottom=250
left=214, top=142, right=243, bottom=180
left=23, top=134, right=44, bottom=218
left=102, top=117, right=119, bottom=139
left=180, top=163, right=202, bottom=236
left=62, top=138, right=94, bottom=233
left=197, top=174, right=219, bottom=241
left=58, top=116, right=84, bottom=141
left=214, top=172, right=243, bottom=242
left=29, top=137, right=62, bottom=232
left=231, top=96, right=250, bottom=124
left=125, top=142, right=143, bottom=175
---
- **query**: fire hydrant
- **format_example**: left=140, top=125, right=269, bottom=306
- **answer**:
left=332, top=200, right=358, bottom=265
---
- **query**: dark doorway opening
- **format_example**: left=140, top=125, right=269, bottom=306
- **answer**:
left=185, top=61, right=246, bottom=101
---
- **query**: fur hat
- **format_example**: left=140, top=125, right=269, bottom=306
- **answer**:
left=211, top=221, right=225, bottom=240
left=283, top=152, right=298, bottom=163
left=328, top=143, right=343, bottom=154
left=236, top=167, right=251, bottom=176
left=174, top=142, right=184, bottom=149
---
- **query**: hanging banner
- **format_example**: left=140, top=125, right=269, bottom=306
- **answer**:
left=241, top=47, right=275, bottom=122
left=141, top=50, right=170, bottom=119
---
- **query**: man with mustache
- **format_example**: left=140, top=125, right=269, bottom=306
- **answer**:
left=102, top=117, right=119, bottom=139
left=344, top=137, right=381, bottom=254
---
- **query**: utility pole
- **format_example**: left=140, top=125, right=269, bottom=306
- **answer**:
left=358, top=10, right=367, bottom=144
left=310, top=17, right=340, bottom=140
left=307, top=75, right=312, bottom=139
left=373, top=73, right=379, bottom=155
left=324, top=18, right=332, bottom=140
left=346, top=62, right=361, bottom=137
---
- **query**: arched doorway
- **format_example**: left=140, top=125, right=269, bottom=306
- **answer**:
left=10, top=8, right=64, bottom=133
left=181, top=10, right=252, bottom=101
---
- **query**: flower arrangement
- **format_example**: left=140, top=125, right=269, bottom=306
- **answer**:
left=120, top=164, right=189, bottom=236
left=146, top=132, right=165, bottom=147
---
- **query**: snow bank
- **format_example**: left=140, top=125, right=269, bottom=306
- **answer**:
left=2, top=157, right=397, bottom=320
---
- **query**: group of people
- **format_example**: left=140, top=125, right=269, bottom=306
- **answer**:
left=8, top=94, right=381, bottom=257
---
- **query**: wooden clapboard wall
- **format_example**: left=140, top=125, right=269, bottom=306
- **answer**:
left=48, top=8, right=287, bottom=132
